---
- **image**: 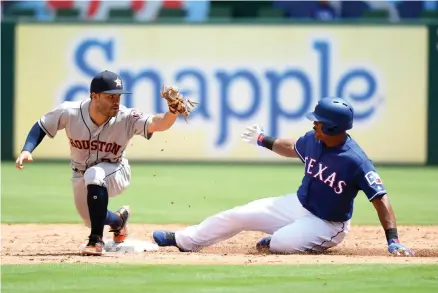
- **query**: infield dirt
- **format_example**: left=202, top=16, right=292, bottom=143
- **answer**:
left=2, top=224, right=437, bottom=265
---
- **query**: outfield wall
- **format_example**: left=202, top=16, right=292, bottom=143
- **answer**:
left=2, top=21, right=437, bottom=165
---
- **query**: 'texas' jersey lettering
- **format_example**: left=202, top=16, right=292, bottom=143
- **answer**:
left=304, top=157, right=347, bottom=194
left=294, top=130, right=388, bottom=222
left=68, top=137, right=122, bottom=155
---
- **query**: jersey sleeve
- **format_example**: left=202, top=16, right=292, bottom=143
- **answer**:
left=355, top=160, right=387, bottom=201
left=126, top=109, right=153, bottom=139
left=37, top=103, right=68, bottom=138
left=293, top=131, right=313, bottom=163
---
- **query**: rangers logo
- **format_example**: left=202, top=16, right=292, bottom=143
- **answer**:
left=365, top=171, right=383, bottom=186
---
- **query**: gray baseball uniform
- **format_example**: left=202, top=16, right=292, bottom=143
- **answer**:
left=38, top=98, right=152, bottom=227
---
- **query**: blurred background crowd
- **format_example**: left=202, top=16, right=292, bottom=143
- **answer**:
left=1, top=0, right=437, bottom=23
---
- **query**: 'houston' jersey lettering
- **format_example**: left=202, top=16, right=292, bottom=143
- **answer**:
left=38, top=99, right=152, bottom=170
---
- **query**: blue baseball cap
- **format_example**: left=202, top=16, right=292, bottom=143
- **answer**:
left=90, top=70, right=131, bottom=94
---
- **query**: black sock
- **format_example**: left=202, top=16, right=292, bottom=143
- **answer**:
left=87, top=184, right=109, bottom=238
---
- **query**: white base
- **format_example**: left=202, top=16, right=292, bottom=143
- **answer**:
left=80, top=238, right=160, bottom=253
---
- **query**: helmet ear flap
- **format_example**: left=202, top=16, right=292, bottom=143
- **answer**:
left=321, top=124, right=341, bottom=136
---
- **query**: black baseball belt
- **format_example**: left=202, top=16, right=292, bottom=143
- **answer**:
left=72, top=168, right=86, bottom=175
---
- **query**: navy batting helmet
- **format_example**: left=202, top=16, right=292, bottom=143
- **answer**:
left=305, top=97, right=354, bottom=136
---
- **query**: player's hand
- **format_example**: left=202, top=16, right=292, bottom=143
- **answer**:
left=241, top=124, right=264, bottom=146
left=388, top=239, right=415, bottom=257
left=15, top=151, right=33, bottom=170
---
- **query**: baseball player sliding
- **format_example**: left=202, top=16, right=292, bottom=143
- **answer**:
left=15, top=70, right=197, bottom=256
left=153, top=97, right=414, bottom=257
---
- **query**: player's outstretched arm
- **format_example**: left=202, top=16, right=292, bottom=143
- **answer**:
left=271, top=138, right=298, bottom=157
left=241, top=124, right=299, bottom=158
left=147, top=112, right=179, bottom=133
left=15, top=122, right=47, bottom=169
left=372, top=194, right=415, bottom=256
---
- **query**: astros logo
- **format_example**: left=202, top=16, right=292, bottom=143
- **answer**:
left=114, top=77, right=122, bottom=88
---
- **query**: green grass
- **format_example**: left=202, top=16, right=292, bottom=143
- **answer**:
left=2, top=264, right=438, bottom=293
left=1, top=163, right=438, bottom=292
left=1, top=162, right=437, bottom=225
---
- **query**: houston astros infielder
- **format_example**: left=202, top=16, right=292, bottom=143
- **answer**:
left=152, top=97, right=414, bottom=257
left=15, top=70, right=196, bottom=256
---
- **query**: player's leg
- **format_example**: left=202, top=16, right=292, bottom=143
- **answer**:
left=98, top=160, right=132, bottom=243
left=153, top=194, right=301, bottom=252
left=79, top=160, right=131, bottom=255
left=72, top=173, right=127, bottom=230
left=261, top=215, right=350, bottom=254
left=72, top=175, right=91, bottom=227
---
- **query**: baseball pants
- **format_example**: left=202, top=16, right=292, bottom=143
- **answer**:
left=175, top=193, right=350, bottom=253
left=71, top=159, right=131, bottom=227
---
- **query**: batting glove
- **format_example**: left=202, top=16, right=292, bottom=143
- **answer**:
left=388, top=239, right=415, bottom=256
left=241, top=124, right=265, bottom=146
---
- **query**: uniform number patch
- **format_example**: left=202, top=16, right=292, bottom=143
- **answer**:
left=365, top=171, right=383, bottom=186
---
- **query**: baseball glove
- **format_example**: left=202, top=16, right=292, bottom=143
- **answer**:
left=160, top=85, right=198, bottom=122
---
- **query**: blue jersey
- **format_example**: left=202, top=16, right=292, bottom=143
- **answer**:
left=294, top=130, right=387, bottom=222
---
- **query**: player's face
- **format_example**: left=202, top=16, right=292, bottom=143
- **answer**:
left=97, top=93, right=121, bottom=117
left=313, top=122, right=326, bottom=140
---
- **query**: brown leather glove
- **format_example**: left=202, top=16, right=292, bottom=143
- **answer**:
left=160, top=85, right=198, bottom=122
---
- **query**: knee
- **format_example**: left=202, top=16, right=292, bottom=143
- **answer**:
left=222, top=206, right=251, bottom=224
left=270, top=236, right=295, bottom=253
left=270, top=232, right=303, bottom=254
left=270, top=232, right=342, bottom=254
left=84, top=167, right=106, bottom=187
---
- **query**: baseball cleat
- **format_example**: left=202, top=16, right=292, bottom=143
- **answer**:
left=256, top=237, right=272, bottom=253
left=152, top=230, right=190, bottom=252
left=153, top=230, right=177, bottom=247
left=81, top=235, right=105, bottom=256
left=110, top=205, right=131, bottom=243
